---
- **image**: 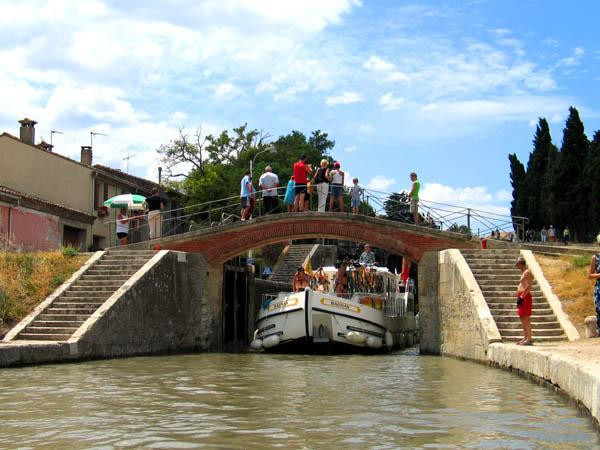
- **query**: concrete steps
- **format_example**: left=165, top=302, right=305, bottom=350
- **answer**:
left=270, top=244, right=315, bottom=284
left=14, top=250, right=156, bottom=342
left=461, top=249, right=567, bottom=343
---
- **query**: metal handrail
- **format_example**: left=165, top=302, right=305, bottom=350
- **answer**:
left=104, top=184, right=527, bottom=245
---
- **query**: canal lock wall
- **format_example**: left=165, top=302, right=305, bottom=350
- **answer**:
left=419, top=248, right=600, bottom=426
left=0, top=251, right=223, bottom=366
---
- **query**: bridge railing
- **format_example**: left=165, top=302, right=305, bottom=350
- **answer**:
left=104, top=185, right=527, bottom=246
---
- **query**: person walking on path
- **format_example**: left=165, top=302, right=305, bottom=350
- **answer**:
left=145, top=187, right=164, bottom=239
left=313, top=159, right=330, bottom=212
left=515, top=256, right=534, bottom=345
left=350, top=178, right=363, bottom=214
left=408, top=172, right=420, bottom=224
left=328, top=161, right=345, bottom=212
left=240, top=170, right=253, bottom=221
left=541, top=226, right=548, bottom=243
left=258, top=166, right=279, bottom=214
left=116, top=208, right=129, bottom=246
left=588, top=252, right=600, bottom=337
left=562, top=226, right=571, bottom=245
left=293, top=155, right=313, bottom=212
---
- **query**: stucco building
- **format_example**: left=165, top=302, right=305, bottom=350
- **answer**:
left=0, top=118, right=178, bottom=251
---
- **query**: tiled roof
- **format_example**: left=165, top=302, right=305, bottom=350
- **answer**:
left=93, top=164, right=159, bottom=192
left=0, top=185, right=96, bottom=224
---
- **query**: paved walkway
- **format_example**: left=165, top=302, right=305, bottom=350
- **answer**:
left=488, top=338, right=600, bottom=426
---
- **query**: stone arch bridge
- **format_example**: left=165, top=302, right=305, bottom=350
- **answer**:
left=126, top=212, right=479, bottom=263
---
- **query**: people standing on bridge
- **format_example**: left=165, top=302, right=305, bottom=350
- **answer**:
left=145, top=187, right=164, bottom=239
left=284, top=176, right=295, bottom=212
left=408, top=172, right=420, bottom=225
left=359, top=244, right=376, bottom=265
left=587, top=251, right=600, bottom=338
left=562, top=226, right=571, bottom=245
left=313, top=159, right=330, bottom=212
left=292, top=267, right=310, bottom=291
left=240, top=170, right=253, bottom=221
left=541, top=226, right=548, bottom=243
left=293, top=155, right=313, bottom=212
left=548, top=225, right=556, bottom=243
left=350, top=178, right=363, bottom=214
left=515, top=256, right=533, bottom=345
left=116, top=208, right=129, bottom=245
left=259, top=166, right=279, bottom=215
left=328, top=161, right=345, bottom=212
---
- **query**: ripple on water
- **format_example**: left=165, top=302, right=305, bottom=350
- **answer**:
left=0, top=353, right=598, bottom=448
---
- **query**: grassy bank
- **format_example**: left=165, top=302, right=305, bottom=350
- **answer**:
left=0, top=251, right=87, bottom=337
left=536, top=253, right=596, bottom=334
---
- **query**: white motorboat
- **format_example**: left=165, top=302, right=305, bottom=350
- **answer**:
left=251, top=265, right=416, bottom=352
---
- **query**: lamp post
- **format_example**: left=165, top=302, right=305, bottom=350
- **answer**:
left=250, top=144, right=277, bottom=179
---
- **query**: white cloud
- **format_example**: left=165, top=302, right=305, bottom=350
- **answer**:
left=363, top=55, right=395, bottom=72
left=358, top=124, right=375, bottom=135
left=558, top=47, right=585, bottom=67
left=367, top=175, right=396, bottom=191
left=420, top=182, right=510, bottom=216
left=379, top=92, right=405, bottom=111
left=345, top=145, right=357, bottom=152
left=385, top=71, right=410, bottom=82
left=325, top=91, right=363, bottom=106
left=213, top=82, right=237, bottom=99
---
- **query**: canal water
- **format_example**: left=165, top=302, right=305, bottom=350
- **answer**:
left=0, top=350, right=598, bottom=448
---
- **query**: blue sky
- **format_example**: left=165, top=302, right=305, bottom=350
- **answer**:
left=1, top=0, right=599, bottom=215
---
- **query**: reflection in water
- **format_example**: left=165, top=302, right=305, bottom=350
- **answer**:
left=0, top=350, right=597, bottom=448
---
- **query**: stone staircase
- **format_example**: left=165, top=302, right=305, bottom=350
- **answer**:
left=14, top=250, right=156, bottom=341
left=461, top=249, right=566, bottom=343
left=270, top=244, right=315, bottom=284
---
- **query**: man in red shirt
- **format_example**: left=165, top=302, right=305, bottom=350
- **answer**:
left=293, top=154, right=313, bottom=212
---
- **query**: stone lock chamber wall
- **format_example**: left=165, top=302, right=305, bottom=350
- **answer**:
left=419, top=249, right=502, bottom=360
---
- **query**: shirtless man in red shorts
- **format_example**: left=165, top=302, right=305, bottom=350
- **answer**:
left=515, top=256, right=533, bottom=345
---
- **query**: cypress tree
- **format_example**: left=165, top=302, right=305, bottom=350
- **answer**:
left=549, top=107, right=589, bottom=239
left=587, top=131, right=600, bottom=236
left=525, top=118, right=557, bottom=231
left=509, top=153, right=527, bottom=222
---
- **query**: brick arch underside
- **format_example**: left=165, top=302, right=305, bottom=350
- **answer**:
left=161, top=219, right=471, bottom=263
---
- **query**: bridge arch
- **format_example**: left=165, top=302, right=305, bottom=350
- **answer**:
left=129, top=212, right=478, bottom=263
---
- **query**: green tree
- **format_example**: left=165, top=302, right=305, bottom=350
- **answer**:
left=548, top=107, right=589, bottom=239
left=383, top=192, right=411, bottom=222
left=524, top=118, right=558, bottom=231
left=157, top=126, right=337, bottom=219
left=508, top=153, right=527, bottom=221
left=586, top=131, right=600, bottom=234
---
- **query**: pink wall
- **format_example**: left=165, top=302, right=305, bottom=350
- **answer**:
left=0, top=205, right=61, bottom=251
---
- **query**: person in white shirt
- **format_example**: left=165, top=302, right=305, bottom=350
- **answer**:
left=116, top=208, right=129, bottom=245
left=258, top=166, right=279, bottom=214
left=328, top=161, right=345, bottom=212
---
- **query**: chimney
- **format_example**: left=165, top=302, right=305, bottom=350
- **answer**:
left=38, top=141, right=54, bottom=152
left=80, top=146, right=93, bottom=165
left=18, top=118, right=37, bottom=145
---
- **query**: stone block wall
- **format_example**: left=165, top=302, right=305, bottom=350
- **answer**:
left=73, top=251, right=222, bottom=359
left=419, top=249, right=501, bottom=360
